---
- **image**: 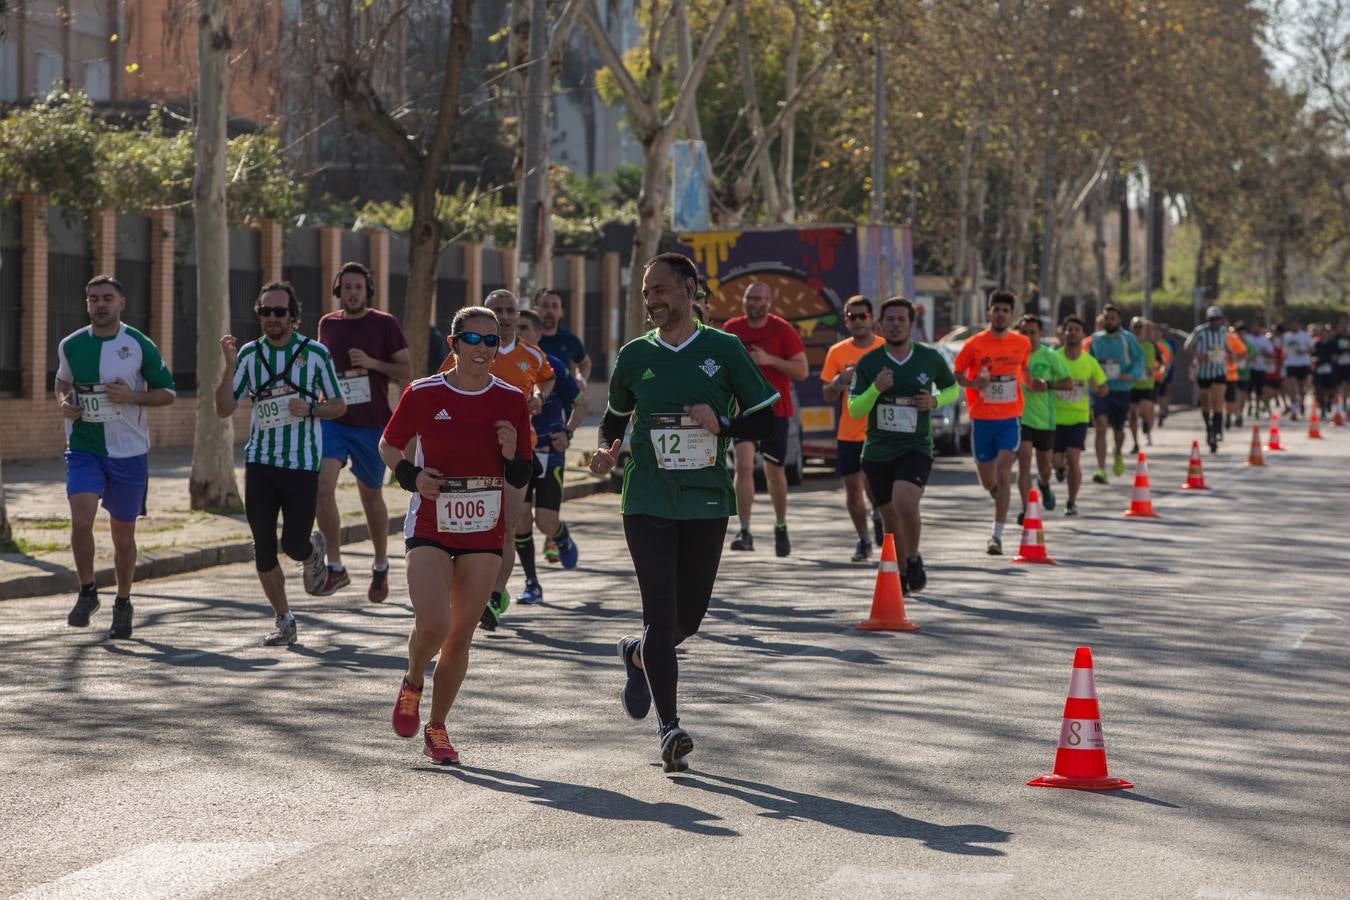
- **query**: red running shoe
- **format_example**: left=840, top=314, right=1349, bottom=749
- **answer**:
left=423, top=723, right=459, bottom=765
left=392, top=677, right=422, bottom=738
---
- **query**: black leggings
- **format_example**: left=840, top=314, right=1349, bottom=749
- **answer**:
left=245, top=463, right=319, bottom=572
left=623, top=514, right=728, bottom=727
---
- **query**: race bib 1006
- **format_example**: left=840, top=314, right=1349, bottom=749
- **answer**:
left=75, top=383, right=122, bottom=423
left=876, top=397, right=919, bottom=433
left=649, top=413, right=718, bottom=470
left=436, top=476, right=503, bottom=533
left=254, top=386, right=300, bottom=431
left=980, top=376, right=1017, bottom=404
left=339, top=368, right=372, bottom=406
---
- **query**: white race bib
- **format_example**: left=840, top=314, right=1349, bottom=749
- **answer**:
left=435, top=477, right=503, bottom=533
left=339, top=368, right=372, bottom=406
left=254, top=386, right=300, bottom=431
left=1056, top=381, right=1084, bottom=404
left=1317, top=363, right=1333, bottom=374
left=649, top=413, right=718, bottom=470
left=980, top=376, right=1017, bottom=404
left=1207, top=347, right=1226, bottom=365
left=876, top=398, right=918, bottom=433
left=1103, top=360, right=1121, bottom=380
left=75, top=383, right=122, bottom=423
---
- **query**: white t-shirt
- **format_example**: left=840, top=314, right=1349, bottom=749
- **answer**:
left=1283, top=330, right=1314, bottom=367
left=1249, top=334, right=1274, bottom=371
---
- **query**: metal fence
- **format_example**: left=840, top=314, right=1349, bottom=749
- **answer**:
left=45, top=207, right=93, bottom=385
left=0, top=203, right=21, bottom=394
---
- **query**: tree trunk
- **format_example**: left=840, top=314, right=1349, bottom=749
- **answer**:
left=735, top=0, right=781, bottom=221
left=0, top=454, right=13, bottom=551
left=405, top=179, right=440, bottom=379
left=951, top=126, right=975, bottom=327
left=1272, top=231, right=1288, bottom=320
left=776, top=0, right=802, bottom=222
left=627, top=131, right=673, bottom=341
left=1117, top=177, right=1130, bottom=283
left=189, top=0, right=242, bottom=512
left=514, top=0, right=552, bottom=303
left=1149, top=187, right=1165, bottom=291
left=1092, top=177, right=1108, bottom=313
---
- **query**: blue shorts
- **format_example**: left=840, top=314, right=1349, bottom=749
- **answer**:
left=1092, top=390, right=1132, bottom=431
left=65, top=450, right=148, bottom=522
left=971, top=417, right=1020, bottom=464
left=321, top=421, right=387, bottom=489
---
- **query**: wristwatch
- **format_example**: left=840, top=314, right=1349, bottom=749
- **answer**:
left=718, top=414, right=731, bottom=433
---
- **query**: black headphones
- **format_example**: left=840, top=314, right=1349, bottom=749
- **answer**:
left=332, top=263, right=374, bottom=301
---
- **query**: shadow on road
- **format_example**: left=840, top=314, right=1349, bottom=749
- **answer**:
left=672, top=772, right=1011, bottom=855
left=916, top=595, right=1100, bottom=629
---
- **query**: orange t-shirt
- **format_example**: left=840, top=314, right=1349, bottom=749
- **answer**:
left=1224, top=332, right=1246, bottom=382
left=952, top=329, right=1032, bottom=420
left=438, top=337, right=555, bottom=442
left=821, top=335, right=885, bottom=442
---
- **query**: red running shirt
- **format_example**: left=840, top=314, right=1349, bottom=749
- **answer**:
left=382, top=374, right=532, bottom=550
left=722, top=315, right=806, bottom=417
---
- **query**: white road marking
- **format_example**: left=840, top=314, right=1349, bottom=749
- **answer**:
left=1237, top=608, right=1348, bottom=662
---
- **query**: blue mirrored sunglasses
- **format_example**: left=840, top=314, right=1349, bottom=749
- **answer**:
left=453, top=332, right=501, bottom=347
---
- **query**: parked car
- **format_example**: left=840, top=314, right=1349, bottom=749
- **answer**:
left=934, top=342, right=972, bottom=455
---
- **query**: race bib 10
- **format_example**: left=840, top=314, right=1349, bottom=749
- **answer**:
left=649, top=413, right=719, bottom=470
left=436, top=476, right=503, bottom=533
left=254, top=387, right=300, bottom=431
left=876, top=397, right=919, bottom=433
left=75, top=383, right=122, bottom=423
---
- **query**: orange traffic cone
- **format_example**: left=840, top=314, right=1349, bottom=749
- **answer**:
left=1334, top=409, right=1345, bottom=428
left=1122, top=453, right=1160, bottom=518
left=1179, top=440, right=1209, bottom=490
left=1267, top=413, right=1285, bottom=451
left=1027, top=647, right=1133, bottom=791
left=1012, top=488, right=1056, bottom=564
left=1248, top=425, right=1266, bottom=466
left=857, top=533, right=918, bottom=632
left=1308, top=411, right=1323, bottom=439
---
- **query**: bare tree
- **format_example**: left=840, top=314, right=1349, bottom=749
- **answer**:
left=189, top=0, right=242, bottom=511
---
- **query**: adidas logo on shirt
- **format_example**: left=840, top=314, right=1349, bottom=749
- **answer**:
left=641, top=368, right=657, bottom=381
left=435, top=409, right=452, bottom=421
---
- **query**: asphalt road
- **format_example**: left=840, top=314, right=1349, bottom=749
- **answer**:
left=3, top=410, right=1348, bottom=899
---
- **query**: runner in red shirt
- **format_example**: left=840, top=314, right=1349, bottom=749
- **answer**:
left=722, top=281, right=807, bottom=557
left=379, top=305, right=532, bottom=766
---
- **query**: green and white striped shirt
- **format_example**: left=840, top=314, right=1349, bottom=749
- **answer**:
left=57, top=324, right=176, bottom=458
left=231, top=332, right=341, bottom=471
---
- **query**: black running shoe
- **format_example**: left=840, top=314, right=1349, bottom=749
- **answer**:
left=67, top=588, right=99, bottom=627
left=108, top=599, right=133, bottom=640
left=1040, top=480, right=1056, bottom=511
left=1055, top=466, right=1067, bottom=483
left=906, top=555, right=927, bottom=593
left=986, top=535, right=1003, bottom=555
left=617, top=635, right=651, bottom=720
left=730, top=529, right=754, bottom=551
left=872, top=512, right=884, bottom=546
left=774, top=524, right=791, bottom=557
left=851, top=539, right=871, bottom=563
left=1017, top=512, right=1025, bottom=526
left=660, top=721, right=694, bottom=773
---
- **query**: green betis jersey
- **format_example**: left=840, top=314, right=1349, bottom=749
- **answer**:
left=1132, top=340, right=1162, bottom=390
left=56, top=324, right=176, bottom=458
left=231, top=332, right=342, bottom=471
left=850, top=342, right=956, bottom=461
left=1053, top=349, right=1108, bottom=426
left=1024, top=344, right=1071, bottom=430
left=608, top=323, right=777, bottom=519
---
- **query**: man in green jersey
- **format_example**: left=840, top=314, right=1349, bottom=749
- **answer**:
left=56, top=275, right=177, bottom=639
left=215, top=282, right=347, bottom=647
left=1127, top=316, right=1163, bottom=454
left=846, top=297, right=958, bottom=594
left=1014, top=315, right=1072, bottom=523
left=588, top=252, right=777, bottom=774
left=1051, top=316, right=1109, bottom=516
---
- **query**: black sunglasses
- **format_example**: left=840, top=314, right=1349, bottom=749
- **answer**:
left=454, top=332, right=501, bottom=347
left=846, top=312, right=870, bottom=321
left=257, top=306, right=290, bottom=318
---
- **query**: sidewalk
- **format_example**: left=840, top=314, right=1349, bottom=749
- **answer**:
left=0, top=424, right=612, bottom=601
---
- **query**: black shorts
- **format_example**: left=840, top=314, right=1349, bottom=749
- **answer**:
left=1054, top=423, right=1089, bottom=453
left=405, top=537, right=502, bottom=559
left=1197, top=376, right=1225, bottom=389
left=523, top=455, right=564, bottom=512
left=1250, top=370, right=1265, bottom=389
left=1092, top=390, right=1131, bottom=431
left=1224, top=381, right=1238, bottom=403
left=862, top=451, right=933, bottom=504
left=1286, top=365, right=1310, bottom=381
left=1315, top=371, right=1338, bottom=391
left=1337, top=367, right=1350, bottom=385
left=734, top=416, right=790, bottom=466
left=835, top=440, right=864, bottom=477
left=1156, top=381, right=1171, bottom=398
left=1020, top=424, right=1054, bottom=453
left=1130, top=387, right=1156, bottom=404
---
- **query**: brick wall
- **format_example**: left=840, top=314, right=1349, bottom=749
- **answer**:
left=0, top=397, right=253, bottom=460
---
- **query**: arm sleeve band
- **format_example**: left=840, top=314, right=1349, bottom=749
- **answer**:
left=723, top=405, right=776, bottom=440
left=935, top=384, right=960, bottom=408
left=599, top=409, right=631, bottom=447
left=504, top=456, right=533, bottom=488
left=847, top=383, right=881, bottom=420
left=394, top=460, right=422, bottom=493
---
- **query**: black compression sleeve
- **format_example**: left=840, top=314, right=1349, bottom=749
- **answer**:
left=723, top=406, right=777, bottom=440
left=504, top=455, right=533, bottom=488
left=599, top=409, right=631, bottom=447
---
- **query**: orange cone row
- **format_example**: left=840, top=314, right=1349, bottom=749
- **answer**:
left=1011, top=488, right=1056, bottom=564
left=1249, top=425, right=1266, bottom=466
left=1180, top=440, right=1209, bottom=490
left=857, top=534, right=918, bottom=632
left=1122, top=453, right=1160, bottom=518
left=1267, top=413, right=1286, bottom=451
left=1308, top=411, right=1323, bottom=439
left=1028, top=647, right=1133, bottom=791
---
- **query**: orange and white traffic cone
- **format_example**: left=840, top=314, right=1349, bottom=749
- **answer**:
left=1308, top=411, right=1323, bottom=439
left=1180, top=440, right=1209, bottom=490
left=1267, top=413, right=1286, bottom=451
left=1012, top=488, right=1056, bottom=564
left=857, top=534, right=918, bottom=632
left=1248, top=425, right=1266, bottom=466
left=1122, top=453, right=1160, bottom=518
left=1027, top=646, right=1133, bottom=791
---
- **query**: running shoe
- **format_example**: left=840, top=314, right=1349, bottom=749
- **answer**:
left=422, top=723, right=459, bottom=765
left=1040, top=480, right=1056, bottom=511
left=368, top=566, right=389, bottom=604
left=1065, top=502, right=1079, bottom=517
left=543, top=537, right=560, bottom=565
left=263, top=614, right=297, bottom=647
left=1017, top=512, right=1025, bottom=526
left=730, top=529, right=754, bottom=551
left=108, top=598, right=133, bottom=640
left=392, top=677, right=422, bottom=738
left=1128, top=442, right=1139, bottom=456
left=1146, top=433, right=1153, bottom=446
left=659, top=721, right=694, bottom=774
left=556, top=532, right=579, bottom=569
left=1054, top=466, right=1067, bottom=483
left=315, top=566, right=351, bottom=597
left=872, top=511, right=884, bottom=546
left=986, top=535, right=1003, bottom=556
left=906, top=556, right=927, bottom=593
left=1112, top=453, right=1125, bottom=477
left=67, top=588, right=99, bottom=627
left=301, top=531, right=328, bottom=595
left=617, top=635, right=651, bottom=720
left=519, top=577, right=544, bottom=605
left=1235, top=414, right=1244, bottom=428
left=479, top=590, right=510, bottom=631
left=1208, top=432, right=1219, bottom=454
left=774, top=524, right=791, bottom=558
left=851, top=538, right=871, bottom=563
left=1092, top=468, right=1108, bottom=484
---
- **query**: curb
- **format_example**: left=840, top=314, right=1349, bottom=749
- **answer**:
left=0, top=475, right=616, bottom=602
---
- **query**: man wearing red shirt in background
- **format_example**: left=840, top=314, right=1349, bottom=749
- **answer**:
left=723, top=281, right=808, bottom=557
